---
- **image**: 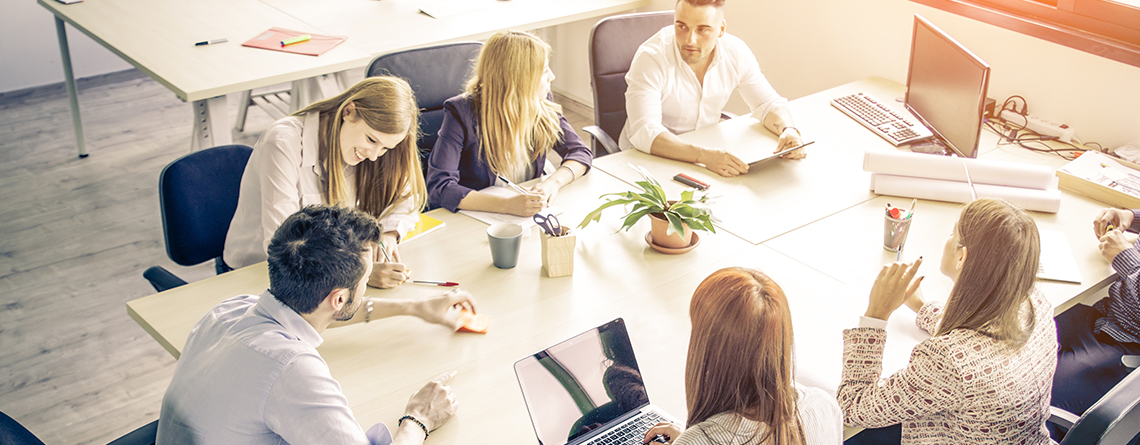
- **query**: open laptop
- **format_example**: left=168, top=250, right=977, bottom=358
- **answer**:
left=514, top=318, right=680, bottom=445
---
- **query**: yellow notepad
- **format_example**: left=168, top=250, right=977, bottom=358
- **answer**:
left=402, top=214, right=445, bottom=244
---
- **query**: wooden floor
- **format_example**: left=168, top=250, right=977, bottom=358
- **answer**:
left=0, top=69, right=593, bottom=444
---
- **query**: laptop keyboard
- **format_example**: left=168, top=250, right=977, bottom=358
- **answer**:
left=583, top=410, right=668, bottom=445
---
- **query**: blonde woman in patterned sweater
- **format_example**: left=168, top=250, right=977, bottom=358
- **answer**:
left=840, top=198, right=1057, bottom=445
left=641, top=268, right=843, bottom=445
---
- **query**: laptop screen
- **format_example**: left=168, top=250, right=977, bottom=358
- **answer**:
left=514, top=318, right=649, bottom=445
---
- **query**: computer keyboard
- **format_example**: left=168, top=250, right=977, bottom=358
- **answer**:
left=831, top=92, right=933, bottom=146
left=584, top=410, right=667, bottom=445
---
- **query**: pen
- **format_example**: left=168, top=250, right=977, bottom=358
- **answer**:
left=281, top=35, right=311, bottom=46
left=497, top=175, right=530, bottom=195
left=677, top=173, right=710, bottom=189
left=673, top=174, right=706, bottom=190
left=906, top=198, right=916, bottom=219
left=412, top=280, right=460, bottom=287
left=418, top=8, right=436, bottom=19
left=194, top=38, right=228, bottom=46
left=377, top=239, right=394, bottom=263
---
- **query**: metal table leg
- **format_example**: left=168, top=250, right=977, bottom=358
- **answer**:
left=55, top=16, right=88, bottom=158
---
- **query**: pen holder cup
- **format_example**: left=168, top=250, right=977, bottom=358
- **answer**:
left=540, top=227, right=575, bottom=278
left=883, top=214, right=913, bottom=252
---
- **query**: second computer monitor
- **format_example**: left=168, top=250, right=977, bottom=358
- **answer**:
left=905, top=14, right=990, bottom=158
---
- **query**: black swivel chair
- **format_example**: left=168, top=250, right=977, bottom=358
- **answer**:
left=366, top=42, right=483, bottom=169
left=583, top=11, right=673, bottom=156
left=1, top=410, right=156, bottom=445
left=1050, top=365, right=1140, bottom=445
left=143, top=144, right=253, bottom=292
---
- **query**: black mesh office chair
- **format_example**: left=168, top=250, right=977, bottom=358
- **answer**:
left=0, top=411, right=156, bottom=445
left=143, top=144, right=253, bottom=292
left=366, top=42, right=483, bottom=168
left=1050, top=364, right=1140, bottom=444
left=583, top=11, right=673, bottom=156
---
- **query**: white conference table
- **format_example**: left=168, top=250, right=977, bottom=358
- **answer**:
left=40, top=0, right=649, bottom=156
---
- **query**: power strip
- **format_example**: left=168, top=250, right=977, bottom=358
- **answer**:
left=1000, top=110, right=1075, bottom=143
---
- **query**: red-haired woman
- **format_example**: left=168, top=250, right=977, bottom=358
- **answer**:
left=642, top=268, right=842, bottom=445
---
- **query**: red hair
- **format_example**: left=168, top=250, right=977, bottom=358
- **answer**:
left=685, top=267, right=804, bottom=444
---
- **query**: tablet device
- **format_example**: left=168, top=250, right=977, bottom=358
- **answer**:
left=748, top=141, right=814, bottom=165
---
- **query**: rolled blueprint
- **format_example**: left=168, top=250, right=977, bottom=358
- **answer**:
left=864, top=150, right=1055, bottom=190
left=870, top=173, right=1061, bottom=213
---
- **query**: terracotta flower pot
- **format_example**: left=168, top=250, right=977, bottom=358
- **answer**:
left=649, top=212, right=693, bottom=248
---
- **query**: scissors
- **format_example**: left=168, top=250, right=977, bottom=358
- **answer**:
left=533, top=213, right=562, bottom=236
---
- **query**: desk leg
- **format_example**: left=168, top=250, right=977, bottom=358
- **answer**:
left=54, top=16, right=88, bottom=158
left=190, top=96, right=231, bottom=151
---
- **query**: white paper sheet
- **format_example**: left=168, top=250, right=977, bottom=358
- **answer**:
left=864, top=150, right=1055, bottom=190
left=1037, top=228, right=1082, bottom=284
left=870, top=173, right=1062, bottom=213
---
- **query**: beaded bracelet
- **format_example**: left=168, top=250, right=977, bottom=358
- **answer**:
left=399, top=415, right=429, bottom=439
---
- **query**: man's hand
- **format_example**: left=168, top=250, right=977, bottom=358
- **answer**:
left=404, top=371, right=459, bottom=432
left=864, top=257, right=924, bottom=321
left=1099, top=230, right=1133, bottom=263
left=413, top=289, right=478, bottom=329
left=696, top=146, right=748, bottom=177
left=1094, top=208, right=1134, bottom=238
left=776, top=127, right=807, bottom=159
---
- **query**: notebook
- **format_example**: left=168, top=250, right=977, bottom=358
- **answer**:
left=514, top=318, right=679, bottom=445
left=241, top=28, right=347, bottom=56
left=400, top=214, right=445, bottom=244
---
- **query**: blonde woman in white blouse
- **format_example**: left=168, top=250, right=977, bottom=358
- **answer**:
left=224, top=77, right=427, bottom=288
left=642, top=267, right=843, bottom=445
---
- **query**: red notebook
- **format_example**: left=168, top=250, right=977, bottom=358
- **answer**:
left=242, top=28, right=347, bottom=56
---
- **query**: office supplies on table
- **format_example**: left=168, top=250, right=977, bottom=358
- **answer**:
left=1037, top=228, right=1083, bottom=284
left=456, top=307, right=489, bottom=334
left=412, top=280, right=459, bottom=287
left=862, top=150, right=1054, bottom=189
left=401, top=214, right=446, bottom=244
left=677, top=173, right=709, bottom=189
left=514, top=318, right=679, bottom=445
left=242, top=28, right=346, bottom=56
left=869, top=173, right=1061, bottom=213
left=883, top=208, right=913, bottom=252
left=281, top=34, right=311, bottom=46
left=540, top=225, right=575, bottom=278
left=1057, top=151, right=1140, bottom=209
left=832, top=92, right=932, bottom=145
left=533, top=213, right=563, bottom=237
left=497, top=175, right=530, bottom=195
left=194, top=38, right=227, bottom=46
left=672, top=174, right=706, bottom=190
left=748, top=140, right=816, bottom=165
left=487, top=223, right=523, bottom=269
left=378, top=239, right=394, bottom=262
left=54, top=0, right=82, bottom=4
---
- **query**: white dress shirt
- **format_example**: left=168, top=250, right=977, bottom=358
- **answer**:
left=620, top=27, right=788, bottom=152
left=672, top=384, right=843, bottom=445
left=156, top=291, right=392, bottom=445
left=224, top=112, right=418, bottom=269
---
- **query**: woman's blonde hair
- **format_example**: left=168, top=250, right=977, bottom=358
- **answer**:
left=937, top=198, right=1040, bottom=346
left=465, top=30, right=564, bottom=179
left=293, top=76, right=427, bottom=218
left=685, top=267, right=806, bottom=445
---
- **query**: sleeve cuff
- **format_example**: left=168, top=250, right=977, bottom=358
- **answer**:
left=1112, top=246, right=1140, bottom=274
left=858, top=316, right=888, bottom=330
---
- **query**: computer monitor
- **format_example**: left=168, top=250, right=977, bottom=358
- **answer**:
left=904, top=14, right=990, bottom=158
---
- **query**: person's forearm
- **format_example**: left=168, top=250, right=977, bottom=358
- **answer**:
left=328, top=297, right=420, bottom=329
left=761, top=105, right=795, bottom=135
left=456, top=190, right=510, bottom=214
left=547, top=161, right=587, bottom=188
left=649, top=132, right=701, bottom=163
left=391, top=421, right=429, bottom=445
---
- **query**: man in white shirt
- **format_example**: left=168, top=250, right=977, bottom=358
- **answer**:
left=621, top=0, right=804, bottom=177
left=158, top=205, right=477, bottom=445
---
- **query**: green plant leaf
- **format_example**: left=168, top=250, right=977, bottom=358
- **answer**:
left=578, top=197, right=638, bottom=228
left=665, top=212, right=686, bottom=239
left=619, top=208, right=652, bottom=232
left=681, top=189, right=694, bottom=203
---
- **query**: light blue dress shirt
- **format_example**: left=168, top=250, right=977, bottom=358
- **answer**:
left=157, top=290, right=392, bottom=445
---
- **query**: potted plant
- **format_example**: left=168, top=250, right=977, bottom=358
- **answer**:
left=578, top=165, right=715, bottom=251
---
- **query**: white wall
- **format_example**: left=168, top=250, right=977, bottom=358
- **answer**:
left=0, top=0, right=131, bottom=93
left=550, top=0, right=1140, bottom=150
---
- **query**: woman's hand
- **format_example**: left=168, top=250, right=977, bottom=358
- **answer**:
left=776, top=127, right=807, bottom=159
left=368, top=262, right=409, bottom=288
left=865, top=257, right=924, bottom=321
left=642, top=422, right=682, bottom=444
left=504, top=192, right=546, bottom=217
left=380, top=231, right=401, bottom=263
left=529, top=180, right=560, bottom=207
left=1094, top=208, right=1134, bottom=238
left=413, top=289, right=478, bottom=329
left=1099, top=230, right=1133, bottom=263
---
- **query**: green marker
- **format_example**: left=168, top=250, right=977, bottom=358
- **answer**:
left=281, top=35, right=311, bottom=46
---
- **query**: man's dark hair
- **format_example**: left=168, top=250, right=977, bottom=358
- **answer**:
left=267, top=205, right=381, bottom=314
left=677, top=0, right=725, bottom=7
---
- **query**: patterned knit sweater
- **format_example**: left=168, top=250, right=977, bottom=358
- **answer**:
left=838, top=291, right=1058, bottom=444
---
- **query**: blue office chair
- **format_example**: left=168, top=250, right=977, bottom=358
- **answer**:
left=1, top=411, right=155, bottom=445
left=1049, top=364, right=1140, bottom=445
left=584, top=12, right=673, bottom=156
left=143, top=144, right=253, bottom=292
left=366, top=42, right=482, bottom=168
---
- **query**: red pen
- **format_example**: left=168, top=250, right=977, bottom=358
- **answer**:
left=677, top=173, right=710, bottom=189
left=412, top=280, right=459, bottom=287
